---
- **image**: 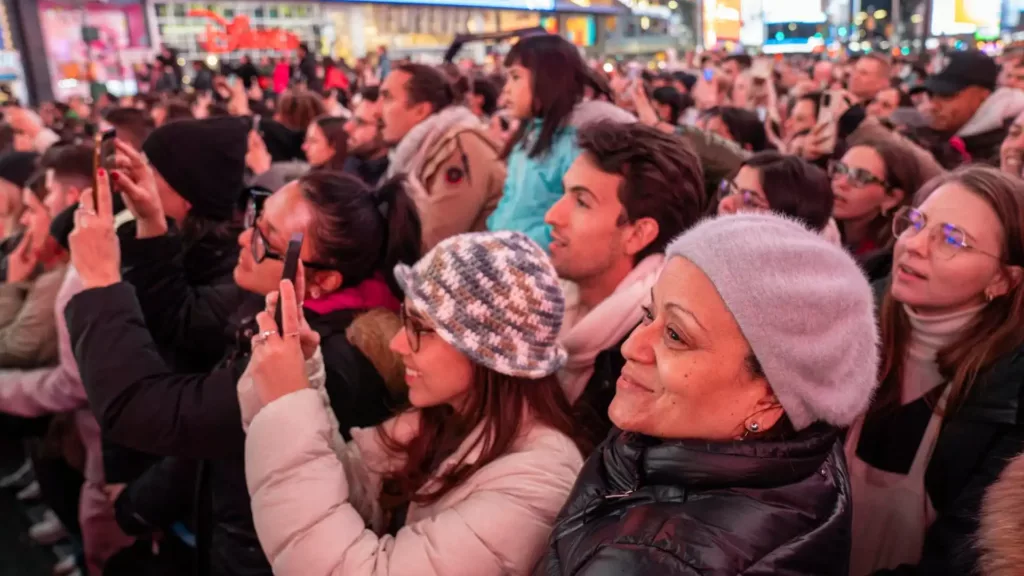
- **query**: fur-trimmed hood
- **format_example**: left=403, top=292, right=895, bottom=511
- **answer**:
left=345, top=308, right=406, bottom=402
left=979, top=451, right=1024, bottom=575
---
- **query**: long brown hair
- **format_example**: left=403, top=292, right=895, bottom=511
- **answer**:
left=875, top=166, right=1024, bottom=416
left=378, top=366, right=586, bottom=513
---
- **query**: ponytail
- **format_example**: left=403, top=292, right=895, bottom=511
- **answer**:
left=299, top=170, right=420, bottom=297
left=373, top=175, right=422, bottom=295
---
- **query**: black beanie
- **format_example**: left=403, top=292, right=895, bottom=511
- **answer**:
left=258, top=118, right=306, bottom=163
left=142, top=116, right=248, bottom=221
left=0, top=152, right=39, bottom=188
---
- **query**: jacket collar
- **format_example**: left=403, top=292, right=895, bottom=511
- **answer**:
left=603, top=424, right=839, bottom=493
left=957, top=88, right=1024, bottom=138
left=386, top=106, right=479, bottom=178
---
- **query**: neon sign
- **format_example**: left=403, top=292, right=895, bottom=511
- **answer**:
left=188, top=10, right=300, bottom=53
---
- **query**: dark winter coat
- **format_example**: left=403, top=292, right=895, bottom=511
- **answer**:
left=103, top=229, right=241, bottom=484
left=536, top=424, right=852, bottom=576
left=66, top=234, right=397, bottom=576
left=856, top=342, right=1024, bottom=575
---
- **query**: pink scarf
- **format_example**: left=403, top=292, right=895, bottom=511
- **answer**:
left=303, top=273, right=400, bottom=315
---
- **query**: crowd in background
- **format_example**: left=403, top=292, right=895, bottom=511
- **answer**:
left=0, top=33, right=1021, bottom=576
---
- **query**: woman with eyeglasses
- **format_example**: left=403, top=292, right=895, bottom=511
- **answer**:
left=829, top=137, right=944, bottom=282
left=238, top=231, right=585, bottom=576
left=845, top=166, right=1024, bottom=575
left=717, top=151, right=839, bottom=242
left=63, top=163, right=421, bottom=576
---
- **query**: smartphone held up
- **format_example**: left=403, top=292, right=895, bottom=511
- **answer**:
left=93, top=129, right=116, bottom=198
left=275, top=233, right=304, bottom=332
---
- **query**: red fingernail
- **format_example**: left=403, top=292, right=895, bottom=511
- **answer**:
left=97, top=168, right=106, bottom=177
left=111, top=172, right=119, bottom=181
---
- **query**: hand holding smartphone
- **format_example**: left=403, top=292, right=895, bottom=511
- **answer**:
left=93, top=129, right=116, bottom=200
left=275, top=233, right=304, bottom=333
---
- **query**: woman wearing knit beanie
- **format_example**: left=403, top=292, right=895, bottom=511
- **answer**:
left=537, top=212, right=880, bottom=575
left=846, top=166, right=1024, bottom=575
left=241, top=231, right=585, bottom=576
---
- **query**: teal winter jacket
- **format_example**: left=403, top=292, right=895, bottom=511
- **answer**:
left=487, top=101, right=634, bottom=249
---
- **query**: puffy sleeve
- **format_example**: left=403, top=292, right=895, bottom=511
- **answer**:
left=245, top=389, right=582, bottom=576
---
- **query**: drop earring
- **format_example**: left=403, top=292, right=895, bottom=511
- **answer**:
left=309, top=286, right=321, bottom=299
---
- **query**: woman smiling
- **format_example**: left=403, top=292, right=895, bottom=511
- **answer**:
left=240, top=231, right=584, bottom=575
left=537, top=213, right=880, bottom=575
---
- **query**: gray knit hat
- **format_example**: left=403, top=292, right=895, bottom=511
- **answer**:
left=393, top=231, right=568, bottom=378
left=666, top=212, right=879, bottom=431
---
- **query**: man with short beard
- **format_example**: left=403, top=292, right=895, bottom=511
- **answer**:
left=342, top=87, right=389, bottom=186
left=380, top=63, right=505, bottom=249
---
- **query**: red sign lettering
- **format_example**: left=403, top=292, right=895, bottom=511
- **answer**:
left=188, top=10, right=301, bottom=53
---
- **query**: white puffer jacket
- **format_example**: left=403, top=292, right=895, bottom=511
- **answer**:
left=241, top=351, right=584, bottom=576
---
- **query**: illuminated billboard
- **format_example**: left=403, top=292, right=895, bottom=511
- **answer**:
left=930, top=0, right=1000, bottom=36
left=330, top=0, right=554, bottom=9
left=703, top=0, right=741, bottom=45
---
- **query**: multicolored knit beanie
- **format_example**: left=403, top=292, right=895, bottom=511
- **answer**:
left=393, top=231, right=568, bottom=379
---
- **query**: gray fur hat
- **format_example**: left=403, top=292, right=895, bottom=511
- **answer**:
left=666, top=212, right=880, bottom=431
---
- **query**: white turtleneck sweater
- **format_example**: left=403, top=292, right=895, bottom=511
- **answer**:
left=845, top=303, right=983, bottom=575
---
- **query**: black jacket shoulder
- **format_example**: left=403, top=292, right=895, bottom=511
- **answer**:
left=539, top=424, right=851, bottom=576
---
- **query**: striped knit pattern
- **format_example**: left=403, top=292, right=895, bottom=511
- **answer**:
left=394, top=231, right=568, bottom=378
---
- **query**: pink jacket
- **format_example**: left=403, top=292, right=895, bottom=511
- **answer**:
left=0, top=266, right=133, bottom=574
left=273, top=63, right=290, bottom=94
left=244, top=383, right=583, bottom=576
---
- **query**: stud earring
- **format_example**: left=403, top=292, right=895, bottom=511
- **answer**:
left=310, top=287, right=321, bottom=299
left=986, top=291, right=995, bottom=302
left=747, top=422, right=760, bottom=433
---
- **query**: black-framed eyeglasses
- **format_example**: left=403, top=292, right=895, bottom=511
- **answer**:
left=400, top=303, right=435, bottom=353
left=717, top=178, right=769, bottom=209
left=244, top=189, right=334, bottom=271
left=828, top=160, right=889, bottom=189
left=892, top=207, right=1003, bottom=261
left=249, top=225, right=335, bottom=271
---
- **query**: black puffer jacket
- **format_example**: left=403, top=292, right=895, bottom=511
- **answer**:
left=536, top=424, right=851, bottom=575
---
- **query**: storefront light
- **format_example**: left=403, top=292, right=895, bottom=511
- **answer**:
left=206, top=55, right=218, bottom=67
left=603, top=62, right=614, bottom=73
left=177, top=57, right=186, bottom=67
left=668, top=0, right=678, bottom=8
left=641, top=16, right=650, bottom=30
left=873, top=9, right=887, bottom=19
left=909, top=14, right=923, bottom=24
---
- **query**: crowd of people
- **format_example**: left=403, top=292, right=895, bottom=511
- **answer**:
left=0, top=33, right=1022, bottom=576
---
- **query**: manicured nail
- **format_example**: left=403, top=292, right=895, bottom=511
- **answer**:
left=110, top=172, right=119, bottom=181
left=97, top=168, right=106, bottom=177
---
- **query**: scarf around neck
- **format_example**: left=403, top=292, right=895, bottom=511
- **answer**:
left=558, top=254, right=664, bottom=403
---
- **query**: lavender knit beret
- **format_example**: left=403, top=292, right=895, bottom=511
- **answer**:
left=393, top=231, right=568, bottom=379
left=666, top=213, right=880, bottom=431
